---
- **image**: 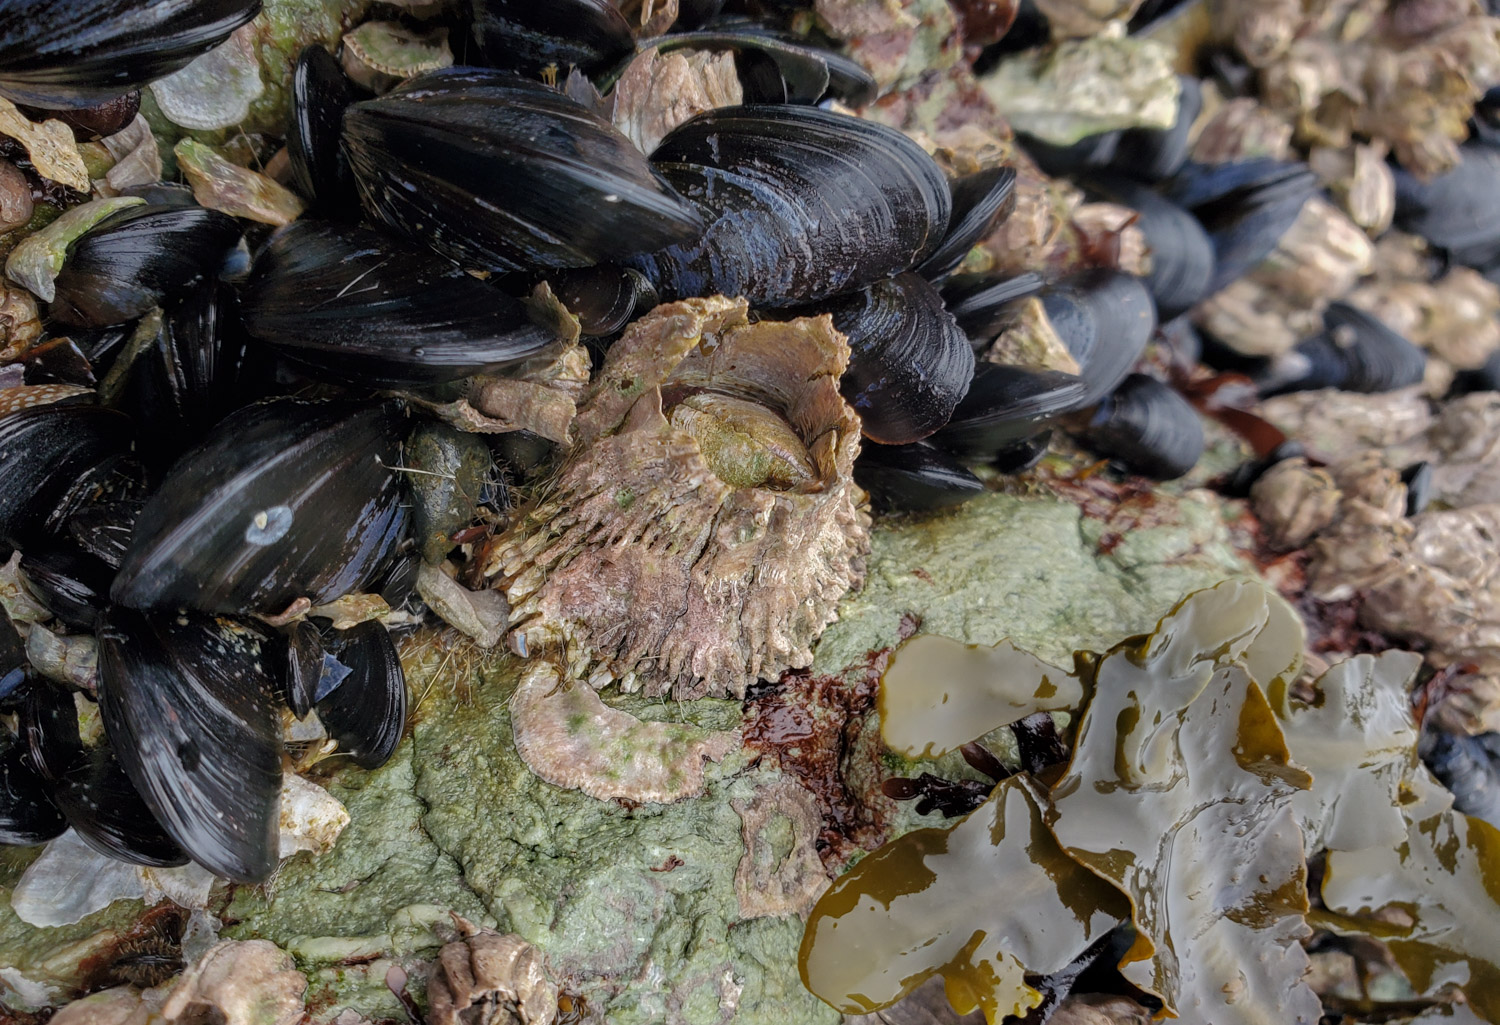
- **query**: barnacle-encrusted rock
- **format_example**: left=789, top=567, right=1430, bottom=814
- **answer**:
left=611, top=48, right=743, bottom=155
left=487, top=297, right=870, bottom=699
left=162, top=940, right=306, bottom=1025
left=1250, top=457, right=1342, bottom=550
left=510, top=662, right=739, bottom=803
left=427, top=918, right=557, bottom=1025
left=731, top=783, right=828, bottom=919
left=1259, top=386, right=1434, bottom=464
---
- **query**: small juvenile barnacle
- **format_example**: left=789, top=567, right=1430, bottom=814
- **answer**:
left=486, top=296, right=870, bottom=700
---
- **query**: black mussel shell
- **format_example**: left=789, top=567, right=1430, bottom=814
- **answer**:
left=548, top=264, right=658, bottom=337
left=1081, top=176, right=1213, bottom=321
left=282, top=620, right=328, bottom=720
left=1020, top=130, right=1120, bottom=179
left=287, top=45, right=361, bottom=218
left=1401, top=461, right=1433, bottom=516
left=113, top=398, right=408, bottom=615
left=1257, top=303, right=1426, bottom=397
left=343, top=68, right=703, bottom=272
left=855, top=441, right=985, bottom=512
left=636, top=105, right=951, bottom=306
left=1166, top=159, right=1317, bottom=296
left=816, top=272, right=973, bottom=445
left=1394, top=143, right=1500, bottom=273
left=653, top=27, right=878, bottom=106
left=1422, top=729, right=1500, bottom=827
left=470, top=0, right=635, bottom=79
left=318, top=620, right=406, bottom=770
left=1, top=723, right=66, bottom=846
left=933, top=362, right=1089, bottom=459
left=113, top=283, right=250, bottom=468
left=98, top=607, right=282, bottom=882
left=240, top=220, right=561, bottom=386
left=917, top=167, right=1017, bottom=281
left=1112, top=74, right=1202, bottom=184
left=21, top=683, right=187, bottom=866
left=1450, top=349, right=1500, bottom=396
left=675, top=0, right=727, bottom=28
left=940, top=272, right=1045, bottom=346
left=68, top=499, right=142, bottom=570
left=0, top=0, right=261, bottom=109
left=0, top=402, right=134, bottom=547
left=49, top=203, right=244, bottom=328
left=20, top=337, right=96, bottom=388
left=1080, top=373, right=1203, bottom=480
left=1038, top=270, right=1157, bottom=404
left=18, top=544, right=112, bottom=631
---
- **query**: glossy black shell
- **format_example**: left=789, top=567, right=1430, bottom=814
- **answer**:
left=98, top=607, right=282, bottom=882
left=239, top=220, right=561, bottom=386
left=0, top=0, right=262, bottom=109
left=343, top=68, right=704, bottom=272
left=632, top=105, right=952, bottom=306
left=112, top=399, right=408, bottom=614
left=470, top=0, right=635, bottom=79
left=0, top=402, right=134, bottom=547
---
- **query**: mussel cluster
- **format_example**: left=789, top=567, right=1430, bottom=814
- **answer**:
left=0, top=0, right=1461, bottom=885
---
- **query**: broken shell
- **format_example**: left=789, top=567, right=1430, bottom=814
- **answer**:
left=427, top=918, right=558, bottom=1025
left=489, top=297, right=869, bottom=699
left=161, top=941, right=306, bottom=1025
left=509, top=661, right=739, bottom=804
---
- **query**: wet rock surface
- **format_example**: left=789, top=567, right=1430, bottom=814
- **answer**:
left=0, top=484, right=1251, bottom=1023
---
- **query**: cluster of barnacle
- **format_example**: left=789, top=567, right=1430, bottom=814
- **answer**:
left=803, top=582, right=1500, bottom=1025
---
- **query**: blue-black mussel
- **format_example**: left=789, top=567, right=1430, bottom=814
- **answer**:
left=0, top=0, right=261, bottom=109
left=112, top=398, right=408, bottom=615
left=240, top=220, right=564, bottom=387
left=632, top=104, right=953, bottom=306
left=342, top=68, right=704, bottom=272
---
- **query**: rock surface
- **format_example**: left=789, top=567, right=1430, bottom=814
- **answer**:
left=0, top=484, right=1252, bottom=1023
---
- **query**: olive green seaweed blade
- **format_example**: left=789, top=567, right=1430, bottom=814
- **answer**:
left=879, top=635, right=1083, bottom=759
left=1046, top=581, right=1320, bottom=1023
left=798, top=774, right=1128, bottom=1023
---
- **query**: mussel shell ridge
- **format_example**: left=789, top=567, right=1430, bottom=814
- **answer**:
left=112, top=398, right=408, bottom=614
left=98, top=608, right=282, bottom=882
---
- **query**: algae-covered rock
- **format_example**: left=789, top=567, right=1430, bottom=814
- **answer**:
left=1, top=486, right=1253, bottom=1022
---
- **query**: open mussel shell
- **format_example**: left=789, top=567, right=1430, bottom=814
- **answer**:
left=1, top=723, right=66, bottom=846
left=1039, top=269, right=1157, bottom=404
left=1257, top=302, right=1427, bottom=397
left=469, top=0, right=635, bottom=79
left=1165, top=159, right=1317, bottom=296
left=940, top=272, right=1045, bottom=346
left=113, top=398, right=408, bottom=615
left=916, top=167, right=1017, bottom=282
left=855, top=441, right=985, bottom=512
left=240, top=220, right=561, bottom=386
left=933, top=362, right=1089, bottom=460
left=287, top=45, right=362, bottom=218
left=21, top=682, right=187, bottom=866
left=636, top=105, right=952, bottom=306
left=98, top=607, right=281, bottom=882
left=49, top=203, right=245, bottom=328
left=317, top=620, right=406, bottom=770
left=0, top=0, right=262, bottom=109
left=18, top=544, right=113, bottom=631
left=652, top=26, right=878, bottom=106
left=1080, top=176, right=1212, bottom=321
left=343, top=68, right=704, bottom=272
left=1079, top=373, right=1203, bottom=480
left=0, top=401, right=135, bottom=547
left=1394, top=142, right=1500, bottom=274
left=814, top=272, right=973, bottom=445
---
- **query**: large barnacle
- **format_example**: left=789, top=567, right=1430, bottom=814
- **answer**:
left=486, top=297, right=870, bottom=700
